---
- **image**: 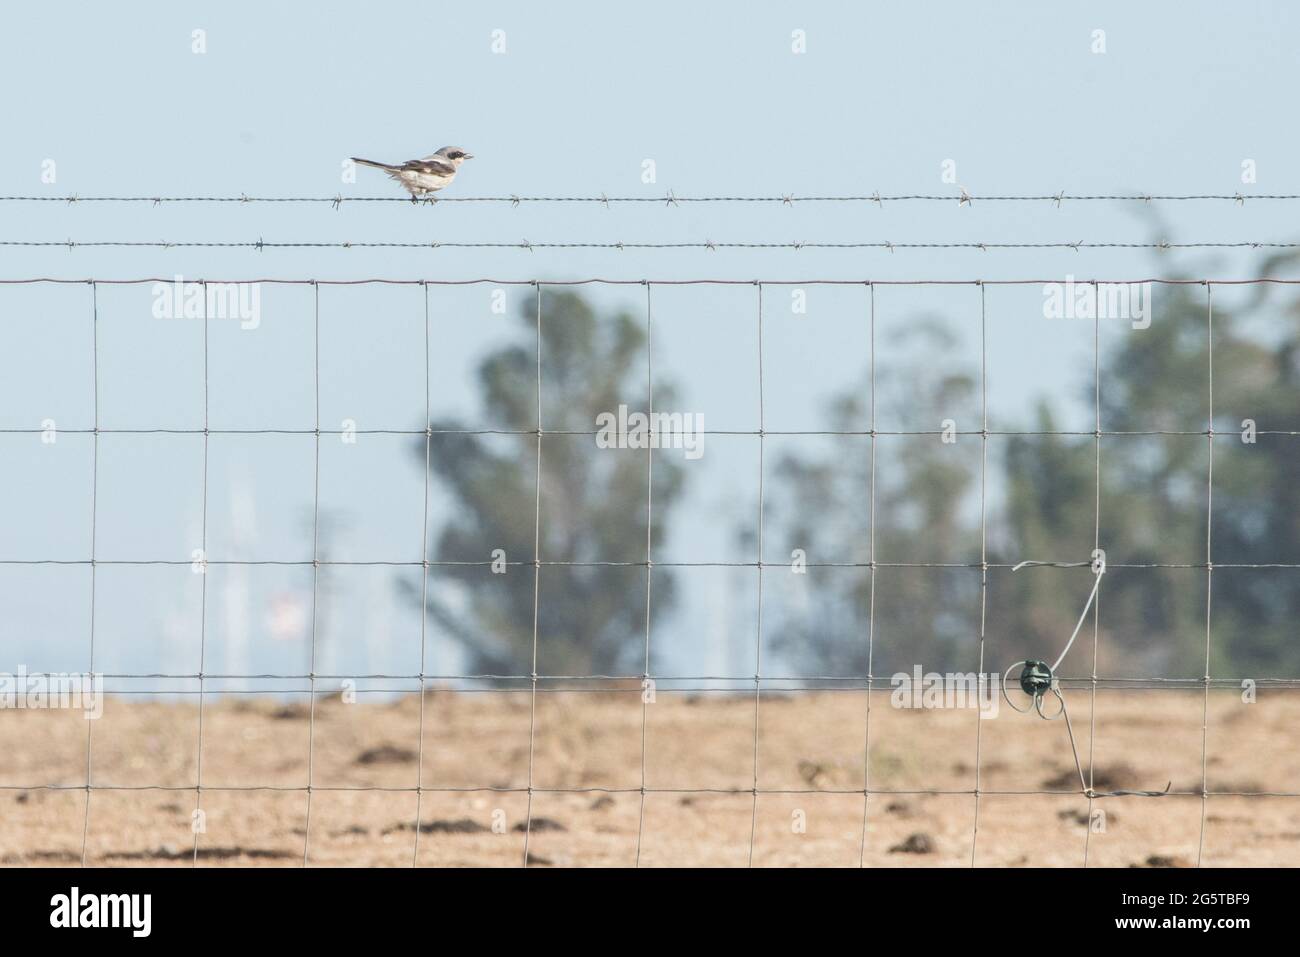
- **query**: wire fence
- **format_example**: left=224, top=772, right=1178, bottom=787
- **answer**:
left=6, top=239, right=1300, bottom=252
left=1, top=276, right=1294, bottom=868
left=3, top=191, right=1300, bottom=205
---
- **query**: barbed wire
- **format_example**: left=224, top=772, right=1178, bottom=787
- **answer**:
left=2, top=191, right=1300, bottom=206
left=5, top=238, right=1300, bottom=252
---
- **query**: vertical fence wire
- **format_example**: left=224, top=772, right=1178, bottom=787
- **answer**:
left=747, top=282, right=765, bottom=867
left=412, top=281, right=432, bottom=866
left=1083, top=282, right=1103, bottom=866
left=190, top=281, right=211, bottom=865
left=522, top=282, right=544, bottom=866
left=1197, top=282, right=1216, bottom=866
left=302, top=283, right=323, bottom=866
left=635, top=281, right=654, bottom=866
left=858, top=282, right=878, bottom=867
left=969, top=282, right=990, bottom=866
left=78, top=281, right=99, bottom=867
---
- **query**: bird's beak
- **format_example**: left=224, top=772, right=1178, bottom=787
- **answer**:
left=462, top=153, right=474, bottom=160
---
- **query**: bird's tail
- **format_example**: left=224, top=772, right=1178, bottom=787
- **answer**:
left=350, top=157, right=398, bottom=171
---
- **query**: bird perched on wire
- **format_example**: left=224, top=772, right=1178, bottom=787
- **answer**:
left=350, top=146, right=474, bottom=201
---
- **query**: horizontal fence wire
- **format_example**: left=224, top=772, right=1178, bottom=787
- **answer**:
left=3, top=277, right=1300, bottom=286
left=3, top=561, right=1300, bottom=569
left=6, top=784, right=1296, bottom=796
left=6, top=239, right=1300, bottom=252
left=1, top=429, right=1297, bottom=436
left=10, top=674, right=1300, bottom=687
left=3, top=192, right=1300, bottom=205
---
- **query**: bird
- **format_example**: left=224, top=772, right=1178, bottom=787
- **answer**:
left=350, top=146, right=474, bottom=200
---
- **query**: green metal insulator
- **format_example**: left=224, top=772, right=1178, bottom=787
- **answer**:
left=1019, top=659, right=1054, bottom=697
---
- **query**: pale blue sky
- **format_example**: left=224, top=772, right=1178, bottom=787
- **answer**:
left=1, top=2, right=1298, bottom=688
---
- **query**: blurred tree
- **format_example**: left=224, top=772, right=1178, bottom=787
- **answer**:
left=1191, top=265, right=1300, bottom=675
left=762, top=277, right=1300, bottom=679
left=760, top=319, right=981, bottom=676
left=1038, top=277, right=1300, bottom=677
left=411, top=290, right=685, bottom=676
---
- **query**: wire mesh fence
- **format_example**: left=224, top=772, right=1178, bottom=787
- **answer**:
left=1, top=276, right=1297, bottom=868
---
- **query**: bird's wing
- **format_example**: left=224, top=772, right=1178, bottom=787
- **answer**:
left=401, top=157, right=457, bottom=175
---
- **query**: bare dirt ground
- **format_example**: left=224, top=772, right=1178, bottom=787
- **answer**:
left=2, top=688, right=1298, bottom=867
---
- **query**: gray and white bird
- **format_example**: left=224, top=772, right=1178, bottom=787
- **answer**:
left=350, top=146, right=474, bottom=200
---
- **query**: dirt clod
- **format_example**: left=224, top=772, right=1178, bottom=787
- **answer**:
left=355, top=745, right=418, bottom=765
left=391, top=818, right=488, bottom=835
left=889, top=833, right=935, bottom=854
left=1132, top=854, right=1190, bottom=868
left=513, top=817, right=566, bottom=833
